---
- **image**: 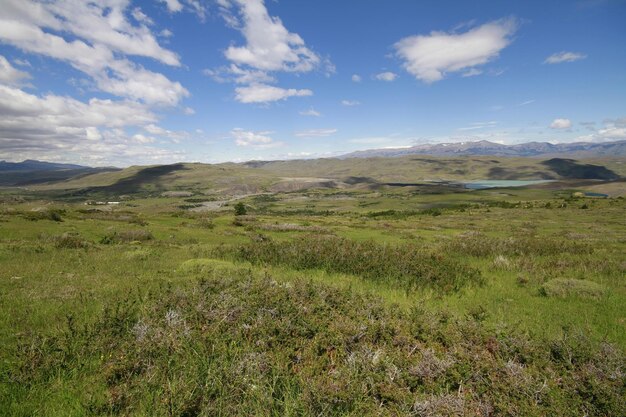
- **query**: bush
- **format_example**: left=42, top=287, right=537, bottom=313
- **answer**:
left=22, top=209, right=64, bottom=222
left=540, top=278, right=607, bottom=299
left=52, top=233, right=91, bottom=249
left=100, top=229, right=154, bottom=244
left=234, top=202, right=247, bottom=216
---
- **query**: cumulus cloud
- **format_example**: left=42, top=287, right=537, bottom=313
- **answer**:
left=234, top=84, right=312, bottom=104
left=220, top=0, right=320, bottom=72
left=0, top=0, right=188, bottom=106
left=341, top=100, right=361, bottom=106
left=231, top=128, right=282, bottom=148
left=295, top=129, right=337, bottom=138
left=0, top=55, right=31, bottom=86
left=215, top=0, right=326, bottom=104
left=544, top=51, right=587, bottom=64
left=550, top=118, right=572, bottom=129
left=352, top=74, right=362, bottom=82
left=0, top=84, right=190, bottom=165
left=300, top=108, right=321, bottom=117
left=375, top=72, right=398, bottom=81
left=394, top=18, right=518, bottom=83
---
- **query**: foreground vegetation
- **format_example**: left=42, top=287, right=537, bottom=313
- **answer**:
left=1, top=182, right=625, bottom=415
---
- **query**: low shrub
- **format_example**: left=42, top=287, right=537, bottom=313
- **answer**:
left=540, top=278, right=607, bottom=299
left=52, top=232, right=91, bottom=249
left=100, top=229, right=154, bottom=244
left=446, top=232, right=593, bottom=257
left=11, top=275, right=625, bottom=416
left=219, top=235, right=482, bottom=292
left=22, top=209, right=64, bottom=222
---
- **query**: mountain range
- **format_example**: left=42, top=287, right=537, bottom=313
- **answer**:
left=341, top=140, right=626, bottom=159
left=0, top=160, right=119, bottom=187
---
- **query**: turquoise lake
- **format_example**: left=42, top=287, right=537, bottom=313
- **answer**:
left=464, top=180, right=555, bottom=189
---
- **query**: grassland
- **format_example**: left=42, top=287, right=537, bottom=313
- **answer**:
left=1, top=169, right=625, bottom=415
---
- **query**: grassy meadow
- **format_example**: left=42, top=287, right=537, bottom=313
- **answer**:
left=1, top=174, right=625, bottom=415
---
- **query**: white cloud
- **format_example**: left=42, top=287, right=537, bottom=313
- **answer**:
left=215, top=0, right=327, bottom=105
left=220, top=0, right=320, bottom=72
left=160, top=0, right=184, bottom=13
left=352, top=74, right=362, bottom=82
left=143, top=124, right=189, bottom=143
left=596, top=127, right=626, bottom=139
left=234, top=84, right=312, bottom=104
left=160, top=29, right=173, bottom=38
left=131, top=7, right=153, bottom=26
left=341, top=100, right=361, bottom=106
left=0, top=0, right=187, bottom=106
left=231, top=128, right=281, bottom=148
left=0, top=84, right=190, bottom=165
left=183, top=107, right=195, bottom=115
left=394, top=18, right=517, bottom=83
left=132, top=133, right=155, bottom=144
left=544, top=52, right=587, bottom=64
left=457, top=121, right=498, bottom=131
left=0, top=55, right=31, bottom=86
left=375, top=71, right=398, bottom=81
left=550, top=118, right=572, bottom=129
left=295, top=129, right=337, bottom=138
left=519, top=99, right=535, bottom=106
left=299, top=108, right=321, bottom=117
left=462, top=68, right=483, bottom=77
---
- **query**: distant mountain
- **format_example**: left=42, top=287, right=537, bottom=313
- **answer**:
left=0, top=160, right=120, bottom=187
left=0, top=159, right=88, bottom=172
left=341, top=140, right=626, bottom=159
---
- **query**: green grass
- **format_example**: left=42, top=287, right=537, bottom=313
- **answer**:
left=1, top=185, right=625, bottom=415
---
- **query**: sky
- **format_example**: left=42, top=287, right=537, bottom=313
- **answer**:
left=0, top=0, right=625, bottom=166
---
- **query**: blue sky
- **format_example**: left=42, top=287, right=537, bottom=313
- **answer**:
left=0, top=0, right=625, bottom=166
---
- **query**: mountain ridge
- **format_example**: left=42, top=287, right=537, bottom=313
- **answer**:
left=341, top=140, right=626, bottom=159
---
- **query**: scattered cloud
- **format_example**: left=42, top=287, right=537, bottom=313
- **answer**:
left=550, top=118, right=572, bottom=129
left=160, top=0, right=183, bottom=13
left=341, top=100, right=361, bottom=106
left=0, top=55, right=31, bottom=86
left=131, top=7, right=153, bottom=26
left=159, top=0, right=206, bottom=19
left=544, top=51, right=587, bottom=64
left=0, top=0, right=188, bottom=106
left=183, top=107, right=195, bottom=115
left=234, top=84, right=312, bottom=104
left=295, top=128, right=337, bottom=138
left=519, top=99, right=536, bottom=106
left=231, top=128, right=282, bottom=148
left=462, top=68, right=483, bottom=77
left=375, top=71, right=398, bottom=81
left=394, top=18, right=518, bottom=83
left=132, top=133, right=155, bottom=144
left=457, top=121, right=498, bottom=131
left=299, top=108, right=321, bottom=117
left=351, top=74, right=362, bottom=82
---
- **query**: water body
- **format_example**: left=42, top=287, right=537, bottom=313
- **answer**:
left=464, top=180, right=555, bottom=189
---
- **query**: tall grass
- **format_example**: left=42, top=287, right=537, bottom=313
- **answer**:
left=220, top=235, right=482, bottom=292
